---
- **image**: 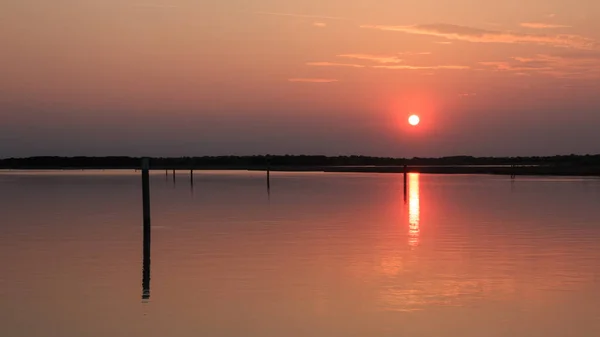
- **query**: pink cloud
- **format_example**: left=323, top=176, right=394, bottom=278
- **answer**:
left=479, top=53, right=600, bottom=79
left=520, top=22, right=571, bottom=29
left=337, top=54, right=404, bottom=64
left=288, top=78, right=339, bottom=83
left=307, top=62, right=365, bottom=68
left=373, top=64, right=469, bottom=70
left=256, top=11, right=348, bottom=21
left=361, top=23, right=598, bottom=50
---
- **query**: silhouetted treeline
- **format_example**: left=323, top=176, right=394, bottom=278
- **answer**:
left=1, top=154, right=600, bottom=169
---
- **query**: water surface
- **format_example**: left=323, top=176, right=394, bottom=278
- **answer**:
left=1, top=170, right=600, bottom=337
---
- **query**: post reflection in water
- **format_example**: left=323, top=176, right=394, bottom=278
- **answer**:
left=142, top=225, right=151, bottom=302
left=408, top=173, right=420, bottom=247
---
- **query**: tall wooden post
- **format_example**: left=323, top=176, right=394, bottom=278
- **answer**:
left=141, top=158, right=151, bottom=301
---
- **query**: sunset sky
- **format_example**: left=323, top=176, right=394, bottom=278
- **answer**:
left=2, top=0, right=600, bottom=157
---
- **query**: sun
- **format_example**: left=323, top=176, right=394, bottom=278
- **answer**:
left=408, top=115, right=420, bottom=126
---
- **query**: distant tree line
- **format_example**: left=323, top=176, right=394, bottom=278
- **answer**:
left=1, top=154, right=600, bottom=169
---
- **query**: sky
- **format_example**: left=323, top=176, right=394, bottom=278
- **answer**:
left=2, top=0, right=600, bottom=158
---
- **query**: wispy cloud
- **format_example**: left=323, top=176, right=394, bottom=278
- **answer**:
left=480, top=53, right=600, bottom=79
left=373, top=65, right=469, bottom=70
left=479, top=61, right=552, bottom=71
left=133, top=3, right=179, bottom=8
left=288, top=78, right=339, bottom=83
left=555, top=51, right=600, bottom=60
left=459, top=93, right=477, bottom=97
left=361, top=23, right=598, bottom=50
left=256, top=11, right=348, bottom=21
left=434, top=41, right=453, bottom=45
left=307, top=62, right=365, bottom=68
left=520, top=22, right=571, bottom=29
left=336, top=52, right=430, bottom=64
left=313, top=22, right=327, bottom=28
left=307, top=57, right=466, bottom=71
left=337, top=54, right=404, bottom=64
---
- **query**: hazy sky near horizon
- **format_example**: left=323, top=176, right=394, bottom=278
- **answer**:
left=2, top=0, right=600, bottom=158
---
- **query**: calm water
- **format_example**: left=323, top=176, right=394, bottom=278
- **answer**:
left=1, top=170, right=600, bottom=337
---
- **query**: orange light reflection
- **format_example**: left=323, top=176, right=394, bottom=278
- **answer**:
left=408, top=173, right=420, bottom=247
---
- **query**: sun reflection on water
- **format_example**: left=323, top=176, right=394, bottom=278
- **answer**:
left=408, top=173, right=420, bottom=247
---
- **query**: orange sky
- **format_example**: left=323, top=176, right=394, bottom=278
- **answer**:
left=2, top=0, right=600, bottom=157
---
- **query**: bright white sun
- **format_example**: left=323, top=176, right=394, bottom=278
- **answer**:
left=408, top=115, right=420, bottom=126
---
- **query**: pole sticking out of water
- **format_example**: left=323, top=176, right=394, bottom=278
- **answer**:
left=266, top=155, right=271, bottom=193
left=141, top=158, right=151, bottom=301
left=190, top=169, right=194, bottom=187
left=172, top=169, right=176, bottom=183
left=403, top=164, right=408, bottom=204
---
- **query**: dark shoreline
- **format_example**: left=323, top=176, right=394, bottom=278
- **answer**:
left=2, top=155, right=600, bottom=176
left=2, top=165, right=600, bottom=176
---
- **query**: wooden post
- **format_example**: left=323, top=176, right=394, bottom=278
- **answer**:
left=266, top=155, right=271, bottom=192
left=190, top=169, right=194, bottom=187
left=172, top=169, right=176, bottom=182
left=141, top=158, right=151, bottom=301
left=403, top=165, right=408, bottom=204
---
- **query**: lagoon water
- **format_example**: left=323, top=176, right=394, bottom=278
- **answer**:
left=1, top=170, right=600, bottom=337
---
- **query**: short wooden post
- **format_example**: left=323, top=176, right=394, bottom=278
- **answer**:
left=190, top=169, right=194, bottom=186
left=403, top=164, right=408, bottom=203
left=266, top=155, right=271, bottom=192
